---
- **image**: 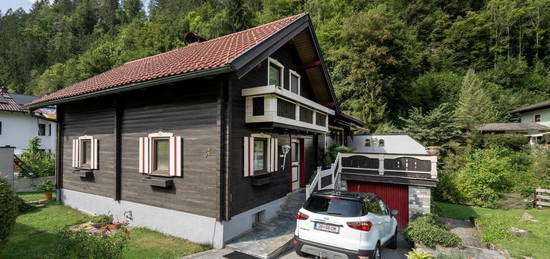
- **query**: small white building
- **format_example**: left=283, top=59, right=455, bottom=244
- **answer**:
left=347, top=134, right=428, bottom=154
left=0, top=88, right=56, bottom=155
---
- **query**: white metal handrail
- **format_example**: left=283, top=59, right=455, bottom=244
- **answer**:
left=306, top=153, right=342, bottom=199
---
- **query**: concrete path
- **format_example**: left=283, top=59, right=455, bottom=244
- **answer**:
left=440, top=217, right=483, bottom=248
left=182, top=233, right=411, bottom=259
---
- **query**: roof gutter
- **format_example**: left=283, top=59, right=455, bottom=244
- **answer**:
left=27, top=65, right=234, bottom=109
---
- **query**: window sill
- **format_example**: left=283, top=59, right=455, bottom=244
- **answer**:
left=73, top=169, right=93, bottom=179
left=251, top=172, right=274, bottom=186
left=142, top=176, right=174, bottom=188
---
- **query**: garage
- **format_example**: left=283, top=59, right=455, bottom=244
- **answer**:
left=347, top=181, right=410, bottom=229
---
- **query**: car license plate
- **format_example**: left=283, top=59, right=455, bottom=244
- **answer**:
left=314, top=222, right=339, bottom=234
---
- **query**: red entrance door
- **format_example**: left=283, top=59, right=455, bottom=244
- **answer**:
left=347, top=181, right=409, bottom=229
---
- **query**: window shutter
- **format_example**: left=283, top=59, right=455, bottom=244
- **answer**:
left=243, top=136, right=254, bottom=177
left=169, top=136, right=183, bottom=177
left=91, top=139, right=99, bottom=169
left=138, top=137, right=150, bottom=174
left=72, top=139, right=80, bottom=168
left=266, top=137, right=272, bottom=172
left=273, top=138, right=278, bottom=171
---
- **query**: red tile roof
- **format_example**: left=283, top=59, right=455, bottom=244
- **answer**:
left=30, top=13, right=306, bottom=106
left=0, top=89, right=39, bottom=112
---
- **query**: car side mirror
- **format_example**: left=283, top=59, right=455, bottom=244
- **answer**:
left=391, top=209, right=399, bottom=217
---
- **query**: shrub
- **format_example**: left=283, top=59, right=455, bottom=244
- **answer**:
left=52, top=229, right=128, bottom=259
left=478, top=134, right=529, bottom=151
left=453, top=147, right=515, bottom=207
left=404, top=214, right=461, bottom=248
left=35, top=179, right=56, bottom=193
left=18, top=137, right=55, bottom=178
left=406, top=248, right=433, bottom=259
left=14, top=196, right=35, bottom=214
left=90, top=214, right=113, bottom=228
left=0, top=179, right=19, bottom=247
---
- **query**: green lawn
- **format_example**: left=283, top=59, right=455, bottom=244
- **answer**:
left=17, top=191, right=54, bottom=202
left=1, top=197, right=210, bottom=259
left=436, top=202, right=550, bottom=258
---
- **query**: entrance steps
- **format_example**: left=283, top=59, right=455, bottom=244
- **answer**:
left=225, top=190, right=306, bottom=259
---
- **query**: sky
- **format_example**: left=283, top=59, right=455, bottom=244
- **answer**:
left=0, top=0, right=150, bottom=14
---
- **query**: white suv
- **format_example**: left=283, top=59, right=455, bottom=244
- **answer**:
left=294, top=190, right=399, bottom=259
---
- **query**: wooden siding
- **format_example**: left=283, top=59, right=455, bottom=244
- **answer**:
left=60, top=79, right=221, bottom=218
left=62, top=97, right=116, bottom=198
left=119, top=81, right=220, bottom=218
left=229, top=44, right=323, bottom=216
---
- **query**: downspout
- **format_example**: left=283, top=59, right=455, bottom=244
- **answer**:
left=55, top=104, right=64, bottom=202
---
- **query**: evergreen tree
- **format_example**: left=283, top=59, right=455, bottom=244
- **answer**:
left=455, top=69, right=498, bottom=131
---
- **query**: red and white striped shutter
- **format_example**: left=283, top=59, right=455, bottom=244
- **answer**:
left=243, top=136, right=254, bottom=177
left=91, top=139, right=99, bottom=169
left=138, top=137, right=150, bottom=174
left=169, top=136, right=182, bottom=177
left=72, top=139, right=79, bottom=168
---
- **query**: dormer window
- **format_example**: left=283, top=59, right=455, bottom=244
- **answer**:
left=535, top=114, right=541, bottom=122
left=268, top=58, right=284, bottom=88
left=289, top=70, right=300, bottom=94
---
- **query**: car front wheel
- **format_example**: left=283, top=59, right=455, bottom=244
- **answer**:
left=295, top=249, right=307, bottom=257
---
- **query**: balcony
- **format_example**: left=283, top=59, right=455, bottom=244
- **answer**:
left=242, top=85, right=335, bottom=133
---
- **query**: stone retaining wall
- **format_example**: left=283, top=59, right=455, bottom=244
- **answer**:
left=409, top=185, right=431, bottom=218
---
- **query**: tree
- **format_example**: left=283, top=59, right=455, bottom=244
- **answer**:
left=455, top=69, right=498, bottom=131
left=19, top=137, right=55, bottom=178
left=0, top=179, right=18, bottom=248
left=121, top=0, right=144, bottom=23
left=400, top=103, right=461, bottom=147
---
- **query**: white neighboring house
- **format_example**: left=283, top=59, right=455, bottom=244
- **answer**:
left=346, top=134, right=428, bottom=154
left=0, top=88, right=56, bottom=155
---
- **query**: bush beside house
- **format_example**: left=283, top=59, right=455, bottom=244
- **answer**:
left=0, top=179, right=18, bottom=248
left=404, top=214, right=461, bottom=248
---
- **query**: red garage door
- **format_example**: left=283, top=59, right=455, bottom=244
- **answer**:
left=347, top=181, right=409, bottom=229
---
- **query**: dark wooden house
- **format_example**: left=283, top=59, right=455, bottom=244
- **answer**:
left=28, top=13, right=362, bottom=248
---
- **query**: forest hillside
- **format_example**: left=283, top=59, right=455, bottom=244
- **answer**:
left=0, top=0, right=548, bottom=131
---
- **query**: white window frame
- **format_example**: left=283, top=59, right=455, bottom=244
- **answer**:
left=73, top=135, right=98, bottom=169
left=244, top=133, right=278, bottom=177
left=289, top=69, right=301, bottom=95
left=148, top=131, right=173, bottom=176
left=267, top=57, right=284, bottom=88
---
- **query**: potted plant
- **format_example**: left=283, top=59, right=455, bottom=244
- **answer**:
left=35, top=179, right=55, bottom=200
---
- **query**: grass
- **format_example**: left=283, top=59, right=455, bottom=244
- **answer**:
left=436, top=202, right=550, bottom=258
left=17, top=191, right=54, bottom=202
left=1, top=196, right=210, bottom=259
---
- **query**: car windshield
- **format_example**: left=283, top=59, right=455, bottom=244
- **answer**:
left=304, top=196, right=363, bottom=217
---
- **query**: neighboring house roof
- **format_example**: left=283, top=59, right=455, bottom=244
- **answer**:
left=509, top=100, right=550, bottom=114
left=347, top=134, right=428, bottom=155
left=30, top=13, right=323, bottom=108
left=479, top=122, right=550, bottom=132
left=0, top=89, right=38, bottom=112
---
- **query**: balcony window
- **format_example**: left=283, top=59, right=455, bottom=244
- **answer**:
left=268, top=58, right=284, bottom=87
left=316, top=113, right=326, bottom=127
left=300, top=107, right=313, bottom=123
left=277, top=99, right=296, bottom=119
left=289, top=70, right=300, bottom=94
left=252, top=97, right=264, bottom=116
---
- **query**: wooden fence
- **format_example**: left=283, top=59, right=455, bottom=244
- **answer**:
left=535, top=188, right=550, bottom=207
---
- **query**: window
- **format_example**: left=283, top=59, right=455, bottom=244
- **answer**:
left=252, top=97, right=264, bottom=116
left=377, top=199, right=389, bottom=215
left=38, top=123, right=46, bottom=136
left=289, top=70, right=300, bottom=94
left=316, top=113, right=326, bottom=127
left=80, top=139, right=92, bottom=168
left=378, top=139, right=385, bottom=147
left=535, top=114, right=541, bottom=122
left=364, top=139, right=371, bottom=147
left=277, top=98, right=296, bottom=119
left=48, top=124, right=51, bottom=136
left=253, top=138, right=268, bottom=173
left=153, top=138, right=170, bottom=174
left=304, top=196, right=364, bottom=217
left=72, top=136, right=98, bottom=169
left=268, top=58, right=284, bottom=87
left=243, top=134, right=278, bottom=177
left=299, top=107, right=313, bottom=123
left=138, top=133, right=183, bottom=177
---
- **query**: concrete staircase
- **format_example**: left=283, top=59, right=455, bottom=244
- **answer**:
left=226, top=191, right=306, bottom=259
